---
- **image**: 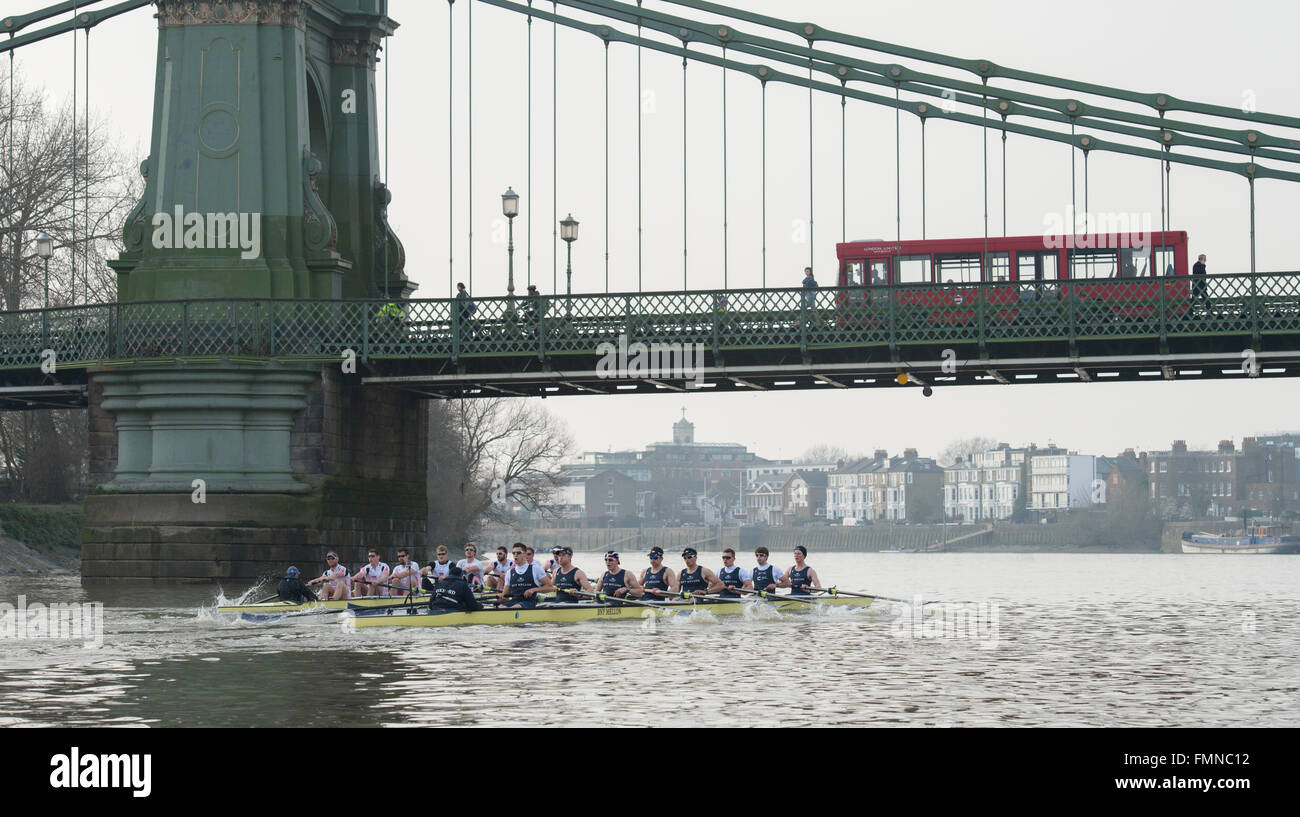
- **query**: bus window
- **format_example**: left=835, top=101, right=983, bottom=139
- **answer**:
left=844, top=260, right=866, bottom=287
left=1154, top=245, right=1177, bottom=276
left=897, top=255, right=932, bottom=284
left=1119, top=245, right=1152, bottom=278
left=1069, top=248, right=1118, bottom=279
left=935, top=253, right=981, bottom=284
left=1016, top=251, right=1059, bottom=281
left=987, top=252, right=1011, bottom=282
left=868, top=259, right=890, bottom=286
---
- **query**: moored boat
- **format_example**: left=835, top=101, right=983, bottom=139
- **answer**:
left=1181, top=523, right=1300, bottom=554
left=347, top=593, right=873, bottom=628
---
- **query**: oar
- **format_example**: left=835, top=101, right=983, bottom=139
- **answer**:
left=736, top=588, right=825, bottom=605
left=571, top=589, right=678, bottom=609
left=808, top=585, right=939, bottom=605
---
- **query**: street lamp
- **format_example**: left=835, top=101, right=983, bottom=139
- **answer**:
left=560, top=213, right=579, bottom=317
left=502, top=187, right=519, bottom=305
left=35, top=233, right=54, bottom=309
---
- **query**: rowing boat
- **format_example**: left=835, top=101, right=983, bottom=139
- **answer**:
left=348, top=594, right=872, bottom=628
left=217, top=594, right=432, bottom=616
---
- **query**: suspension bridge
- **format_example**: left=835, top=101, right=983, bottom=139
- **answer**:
left=0, top=0, right=1297, bottom=580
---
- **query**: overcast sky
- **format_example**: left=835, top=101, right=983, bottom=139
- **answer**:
left=12, top=0, right=1300, bottom=460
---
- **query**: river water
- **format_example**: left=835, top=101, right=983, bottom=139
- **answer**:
left=0, top=552, right=1296, bottom=727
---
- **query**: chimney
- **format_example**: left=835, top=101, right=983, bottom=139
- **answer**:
left=903, top=448, right=918, bottom=461
left=835, top=458, right=845, bottom=470
left=874, top=449, right=888, bottom=463
left=1172, top=440, right=1187, bottom=455
left=1218, top=440, right=1234, bottom=453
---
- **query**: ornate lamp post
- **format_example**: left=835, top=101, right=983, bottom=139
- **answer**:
left=560, top=213, right=579, bottom=317
left=502, top=188, right=519, bottom=309
left=36, top=233, right=54, bottom=309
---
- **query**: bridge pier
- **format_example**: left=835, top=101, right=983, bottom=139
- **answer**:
left=82, top=363, right=427, bottom=584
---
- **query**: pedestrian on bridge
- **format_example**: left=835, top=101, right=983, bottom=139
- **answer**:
left=1192, top=254, right=1210, bottom=312
left=802, top=267, right=822, bottom=328
left=456, top=282, right=477, bottom=340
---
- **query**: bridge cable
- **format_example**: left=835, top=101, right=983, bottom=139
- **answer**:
left=1248, top=160, right=1256, bottom=274
left=840, top=79, right=845, bottom=244
left=894, top=82, right=900, bottom=244
left=636, top=0, right=641, bottom=290
left=449, top=0, right=455, bottom=298
left=527, top=0, right=533, bottom=288
left=553, top=0, right=557, bottom=296
left=384, top=23, right=390, bottom=298
left=84, top=24, right=89, bottom=301
left=1158, top=111, right=1165, bottom=235
left=722, top=45, right=727, bottom=290
left=468, top=0, right=473, bottom=294
left=682, top=46, right=688, bottom=290
left=604, top=36, right=609, bottom=292
left=760, top=75, right=766, bottom=288
left=982, top=86, right=988, bottom=276
left=1069, top=119, right=1076, bottom=233
left=1001, top=115, right=1007, bottom=237
left=1165, top=147, right=1172, bottom=233
left=71, top=1, right=77, bottom=304
left=6, top=32, right=11, bottom=306
left=1082, top=148, right=1089, bottom=217
left=808, top=47, right=814, bottom=269
left=920, top=115, right=926, bottom=240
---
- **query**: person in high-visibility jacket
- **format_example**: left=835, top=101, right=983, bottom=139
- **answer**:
left=377, top=302, right=405, bottom=319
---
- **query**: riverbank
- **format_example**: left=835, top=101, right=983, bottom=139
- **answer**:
left=0, top=504, right=82, bottom=574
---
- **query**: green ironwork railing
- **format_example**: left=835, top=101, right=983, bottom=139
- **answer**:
left=2, top=274, right=1297, bottom=371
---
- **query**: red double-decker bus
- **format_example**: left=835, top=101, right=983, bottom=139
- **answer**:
left=835, top=231, right=1190, bottom=323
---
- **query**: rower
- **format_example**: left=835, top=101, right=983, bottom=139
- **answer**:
left=429, top=565, right=483, bottom=612
left=389, top=548, right=421, bottom=596
left=420, top=545, right=454, bottom=587
left=717, top=548, right=751, bottom=598
left=351, top=550, right=390, bottom=597
left=550, top=546, right=592, bottom=604
left=678, top=548, right=724, bottom=596
left=457, top=543, right=485, bottom=589
left=595, top=551, right=643, bottom=603
left=306, top=551, right=350, bottom=600
left=750, top=546, right=785, bottom=594
left=485, top=546, right=512, bottom=591
left=499, top=544, right=555, bottom=609
left=640, top=547, right=679, bottom=600
left=781, top=546, right=820, bottom=596
left=277, top=566, right=318, bottom=603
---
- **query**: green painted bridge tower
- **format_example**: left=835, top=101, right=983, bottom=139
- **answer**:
left=82, top=0, right=426, bottom=583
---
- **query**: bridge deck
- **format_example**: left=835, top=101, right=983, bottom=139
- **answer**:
left=2, top=274, right=1298, bottom=405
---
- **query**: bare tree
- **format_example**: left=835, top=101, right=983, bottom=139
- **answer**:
left=937, top=436, right=998, bottom=467
left=427, top=399, right=574, bottom=544
left=797, top=444, right=858, bottom=465
left=0, top=67, right=142, bottom=499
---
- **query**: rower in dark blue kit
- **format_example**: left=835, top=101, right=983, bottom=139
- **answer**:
left=750, top=546, right=785, bottom=593
left=498, top=544, right=555, bottom=609
left=677, top=548, right=723, bottom=596
left=550, top=546, right=592, bottom=604
left=717, top=548, right=751, bottom=597
left=640, top=547, right=678, bottom=600
left=595, top=551, right=643, bottom=604
left=781, top=546, right=821, bottom=596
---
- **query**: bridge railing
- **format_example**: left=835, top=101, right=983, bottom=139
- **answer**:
left=1, top=272, right=1297, bottom=370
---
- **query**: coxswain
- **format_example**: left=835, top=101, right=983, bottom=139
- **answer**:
left=640, top=547, right=679, bottom=600
left=457, top=543, right=485, bottom=588
left=678, top=548, right=724, bottom=596
left=485, top=546, right=512, bottom=591
left=717, top=548, right=751, bottom=598
left=307, top=551, right=350, bottom=600
left=429, top=565, right=483, bottom=612
left=750, top=546, right=785, bottom=594
left=549, top=546, right=592, bottom=604
left=351, top=550, right=390, bottom=597
left=277, top=566, right=318, bottom=603
left=595, top=551, right=643, bottom=603
left=389, top=548, right=421, bottom=596
left=781, top=546, right=820, bottom=596
left=499, top=544, right=555, bottom=609
left=420, top=545, right=455, bottom=584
